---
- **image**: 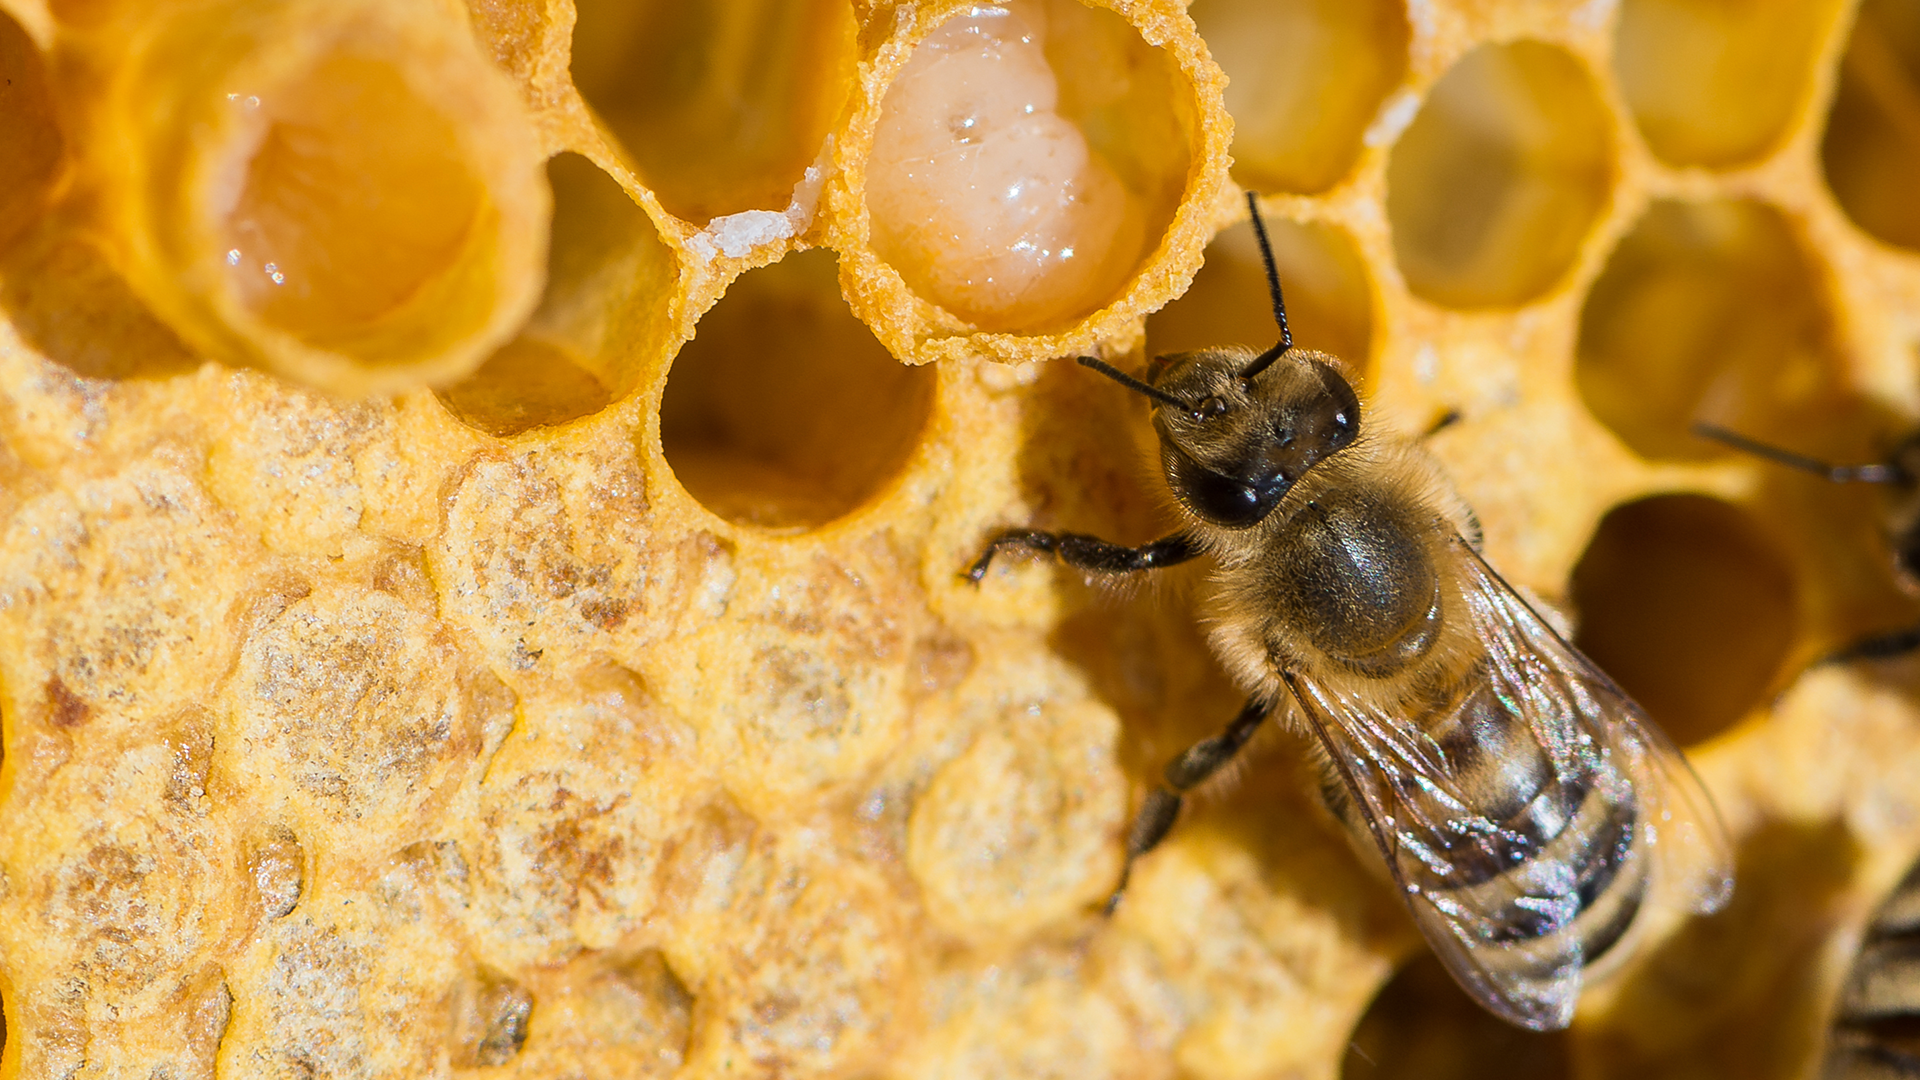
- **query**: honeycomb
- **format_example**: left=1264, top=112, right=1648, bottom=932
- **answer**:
left=2, top=0, right=1920, bottom=1076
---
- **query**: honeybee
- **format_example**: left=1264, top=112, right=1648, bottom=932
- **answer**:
left=1824, top=855, right=1920, bottom=1077
left=1693, top=423, right=1920, bottom=659
left=968, top=192, right=1734, bottom=1031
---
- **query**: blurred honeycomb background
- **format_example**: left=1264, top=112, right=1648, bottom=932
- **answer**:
left=2, top=0, right=1920, bottom=1076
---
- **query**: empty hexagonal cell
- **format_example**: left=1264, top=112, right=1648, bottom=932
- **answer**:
left=223, top=54, right=494, bottom=353
left=865, top=0, right=1191, bottom=332
left=1576, top=198, right=1842, bottom=463
left=1386, top=41, right=1613, bottom=310
left=1146, top=214, right=1375, bottom=381
left=438, top=153, right=677, bottom=437
left=1189, top=0, right=1409, bottom=194
left=570, top=0, right=857, bottom=225
left=0, top=11, right=60, bottom=252
left=95, top=1, right=548, bottom=394
left=659, top=248, right=936, bottom=530
left=1343, top=954, right=1569, bottom=1079
left=1822, top=0, right=1920, bottom=252
left=1570, top=493, right=1798, bottom=747
left=1616, top=0, right=1845, bottom=169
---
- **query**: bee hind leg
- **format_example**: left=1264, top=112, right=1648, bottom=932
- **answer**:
left=1104, top=696, right=1271, bottom=914
left=965, top=529, right=1197, bottom=583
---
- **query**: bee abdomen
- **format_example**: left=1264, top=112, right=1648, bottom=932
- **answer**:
left=1826, top=861, right=1920, bottom=1077
left=1394, top=680, right=1651, bottom=974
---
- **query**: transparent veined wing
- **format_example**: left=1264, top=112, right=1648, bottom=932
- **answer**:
left=1281, top=535, right=1733, bottom=1030
left=1457, top=540, right=1733, bottom=916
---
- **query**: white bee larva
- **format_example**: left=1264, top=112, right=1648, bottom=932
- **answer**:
left=866, top=1, right=1146, bottom=331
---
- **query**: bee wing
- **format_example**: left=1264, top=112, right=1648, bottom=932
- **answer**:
left=1455, top=540, right=1734, bottom=916
left=1282, top=536, right=1733, bottom=1030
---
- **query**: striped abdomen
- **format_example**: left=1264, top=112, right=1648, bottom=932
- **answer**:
left=1826, top=860, right=1920, bottom=1077
left=1408, top=665, right=1650, bottom=973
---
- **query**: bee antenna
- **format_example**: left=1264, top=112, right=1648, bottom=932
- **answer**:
left=1692, top=422, right=1902, bottom=483
left=1078, top=357, right=1189, bottom=411
left=1240, top=190, right=1293, bottom=381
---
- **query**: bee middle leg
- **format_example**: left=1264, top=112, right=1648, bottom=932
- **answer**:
left=965, top=529, right=1198, bottom=583
left=1105, top=696, right=1271, bottom=914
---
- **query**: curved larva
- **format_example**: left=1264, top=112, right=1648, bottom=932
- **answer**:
left=866, top=2, right=1146, bottom=332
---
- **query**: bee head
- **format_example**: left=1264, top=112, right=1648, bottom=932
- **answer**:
left=1072, top=190, right=1360, bottom=527
left=1144, top=347, right=1361, bottom=527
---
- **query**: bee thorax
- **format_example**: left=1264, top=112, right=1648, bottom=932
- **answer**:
left=1266, top=487, right=1444, bottom=676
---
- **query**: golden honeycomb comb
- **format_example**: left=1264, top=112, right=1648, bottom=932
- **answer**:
left=2, top=0, right=1920, bottom=1076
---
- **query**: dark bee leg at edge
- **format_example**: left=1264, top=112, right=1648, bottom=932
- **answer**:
left=1105, top=696, right=1272, bottom=914
left=965, top=529, right=1198, bottom=583
left=1831, top=622, right=1920, bottom=662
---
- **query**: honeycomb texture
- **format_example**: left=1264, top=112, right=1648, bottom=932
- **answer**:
left=1, top=0, right=1920, bottom=1078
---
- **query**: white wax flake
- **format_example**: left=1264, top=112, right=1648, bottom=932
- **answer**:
left=685, top=136, right=834, bottom=265
left=226, top=249, right=242, bottom=266
left=1364, top=89, right=1423, bottom=148
left=703, top=210, right=794, bottom=260
left=786, top=134, right=834, bottom=230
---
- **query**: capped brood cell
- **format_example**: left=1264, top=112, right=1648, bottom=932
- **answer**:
left=77, top=0, right=549, bottom=396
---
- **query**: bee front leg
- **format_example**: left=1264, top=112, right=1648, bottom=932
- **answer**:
left=1104, top=696, right=1271, bottom=914
left=965, top=529, right=1198, bottom=583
